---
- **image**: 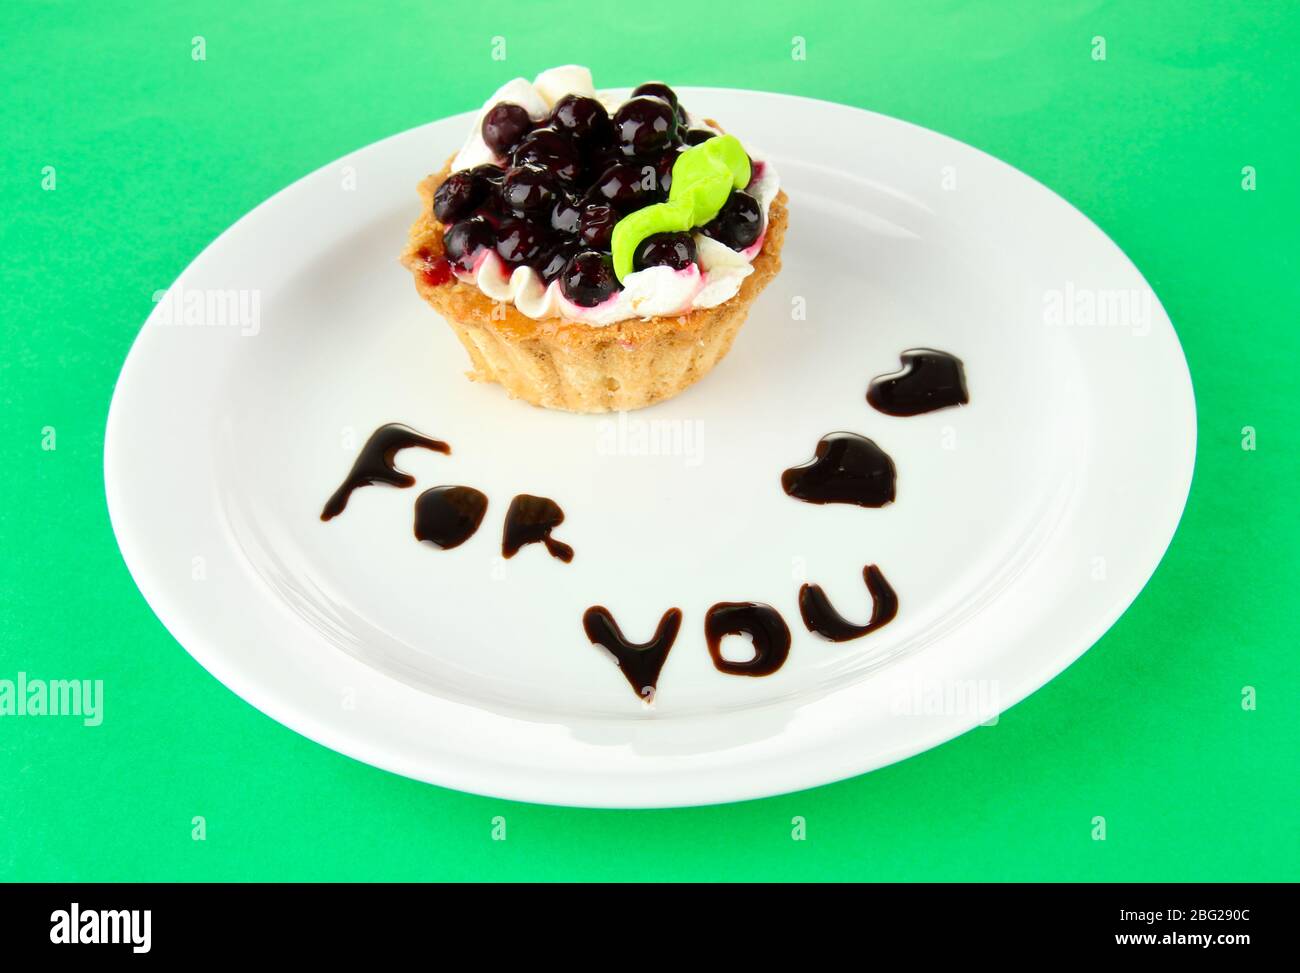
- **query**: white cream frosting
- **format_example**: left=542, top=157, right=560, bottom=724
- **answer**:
left=447, top=65, right=780, bottom=326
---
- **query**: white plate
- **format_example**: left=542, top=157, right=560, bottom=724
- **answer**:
left=104, top=89, right=1195, bottom=808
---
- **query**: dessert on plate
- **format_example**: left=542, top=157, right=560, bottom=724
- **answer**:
left=401, top=65, right=787, bottom=412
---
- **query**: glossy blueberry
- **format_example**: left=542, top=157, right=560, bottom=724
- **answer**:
left=502, top=166, right=559, bottom=215
left=633, top=231, right=697, bottom=271
left=482, top=102, right=533, bottom=157
left=631, top=83, right=688, bottom=130
left=550, top=94, right=612, bottom=145
left=632, top=81, right=677, bottom=105
left=683, top=128, right=717, bottom=146
left=651, top=151, right=677, bottom=199
left=700, top=190, right=763, bottom=250
left=512, top=127, right=584, bottom=185
left=550, top=193, right=582, bottom=235
left=613, top=97, right=678, bottom=158
left=586, top=142, right=624, bottom=180
left=468, top=163, right=505, bottom=188
left=433, top=170, right=486, bottom=223
left=589, top=162, right=655, bottom=211
left=494, top=217, right=546, bottom=265
left=536, top=241, right=577, bottom=282
left=443, top=215, right=494, bottom=270
left=577, top=203, right=619, bottom=250
left=560, top=250, right=619, bottom=307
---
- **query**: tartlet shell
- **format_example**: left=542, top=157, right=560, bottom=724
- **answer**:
left=401, top=153, right=788, bottom=413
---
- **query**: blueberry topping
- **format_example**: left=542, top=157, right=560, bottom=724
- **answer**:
left=470, top=202, right=505, bottom=228
left=633, top=231, right=697, bottom=271
left=440, top=81, right=742, bottom=303
left=512, top=127, right=584, bottom=184
left=494, top=217, right=546, bottom=266
left=550, top=94, right=612, bottom=146
left=550, top=193, right=582, bottom=234
left=577, top=203, right=619, bottom=250
left=443, top=215, right=494, bottom=270
left=482, top=102, right=533, bottom=157
left=700, top=190, right=763, bottom=250
left=651, top=151, right=677, bottom=198
left=631, top=82, right=678, bottom=107
left=632, top=83, right=689, bottom=131
left=561, top=250, right=618, bottom=307
left=587, top=142, right=625, bottom=176
left=537, top=241, right=577, bottom=282
left=502, top=165, right=559, bottom=216
left=613, top=97, right=678, bottom=158
left=433, top=170, right=486, bottom=223
left=468, top=163, right=505, bottom=188
left=589, top=162, right=655, bottom=212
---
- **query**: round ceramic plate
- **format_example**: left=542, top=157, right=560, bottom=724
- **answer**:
left=104, top=89, right=1195, bottom=808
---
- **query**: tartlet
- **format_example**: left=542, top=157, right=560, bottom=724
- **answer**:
left=401, top=66, right=788, bottom=413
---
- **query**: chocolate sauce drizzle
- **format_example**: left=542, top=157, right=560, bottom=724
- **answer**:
left=704, top=602, right=791, bottom=677
left=318, top=368, right=927, bottom=699
left=799, top=564, right=898, bottom=642
left=321, top=423, right=450, bottom=521
left=502, top=494, right=573, bottom=563
left=781, top=432, right=896, bottom=507
left=583, top=606, right=683, bottom=701
left=413, top=486, right=487, bottom=549
left=867, top=349, right=969, bottom=416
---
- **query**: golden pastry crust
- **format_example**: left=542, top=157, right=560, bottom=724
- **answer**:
left=401, top=154, right=788, bottom=412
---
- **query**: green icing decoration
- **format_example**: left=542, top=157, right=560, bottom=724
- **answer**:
left=610, top=134, right=751, bottom=282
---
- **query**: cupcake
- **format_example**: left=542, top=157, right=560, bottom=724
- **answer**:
left=402, top=65, right=787, bottom=413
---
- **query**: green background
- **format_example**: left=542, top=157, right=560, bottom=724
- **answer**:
left=2, top=1, right=1296, bottom=881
